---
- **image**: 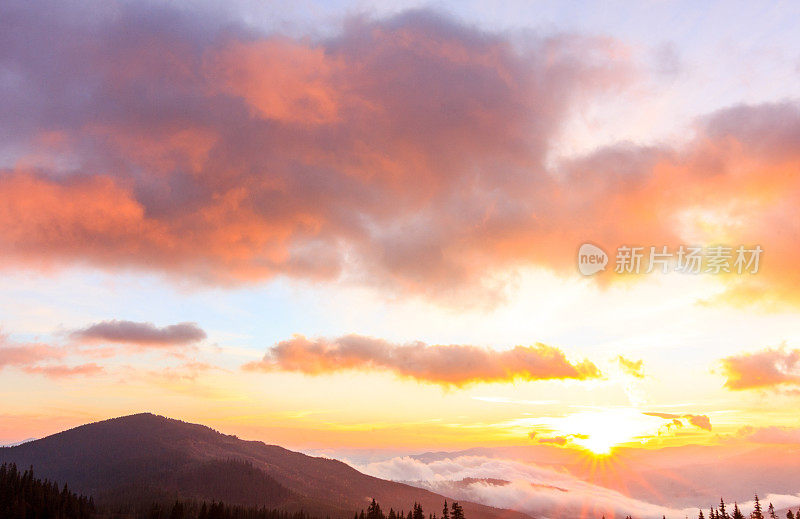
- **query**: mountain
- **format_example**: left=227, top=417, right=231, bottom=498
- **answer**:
left=0, top=438, right=36, bottom=447
left=0, top=413, right=532, bottom=519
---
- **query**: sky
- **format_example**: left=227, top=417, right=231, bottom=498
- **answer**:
left=1, top=0, right=800, bottom=513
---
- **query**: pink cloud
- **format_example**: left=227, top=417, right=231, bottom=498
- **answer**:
left=720, top=347, right=800, bottom=390
left=0, top=342, right=64, bottom=368
left=738, top=426, right=800, bottom=444
left=244, top=334, right=601, bottom=386
left=0, top=333, right=102, bottom=379
left=0, top=2, right=797, bottom=309
left=22, top=363, right=104, bottom=378
left=0, top=3, right=629, bottom=304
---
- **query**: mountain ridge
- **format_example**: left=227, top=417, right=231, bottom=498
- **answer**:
left=0, top=413, right=533, bottom=519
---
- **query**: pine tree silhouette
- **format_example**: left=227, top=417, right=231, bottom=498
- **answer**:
left=752, top=494, right=763, bottom=519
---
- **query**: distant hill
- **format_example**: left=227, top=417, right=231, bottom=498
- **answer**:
left=0, top=413, right=532, bottom=519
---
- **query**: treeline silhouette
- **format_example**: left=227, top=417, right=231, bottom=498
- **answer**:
left=132, top=501, right=318, bottom=519
left=613, top=494, right=800, bottom=519
left=139, top=497, right=466, bottom=519
left=0, top=466, right=464, bottom=519
left=700, top=495, right=799, bottom=519
left=354, top=499, right=465, bottom=519
left=0, top=463, right=94, bottom=519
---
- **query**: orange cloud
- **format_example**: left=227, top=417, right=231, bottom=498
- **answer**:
left=538, top=436, right=568, bottom=446
left=642, top=412, right=712, bottom=431
left=616, top=356, right=645, bottom=378
left=0, top=340, right=63, bottom=368
left=0, top=4, right=630, bottom=303
left=209, top=38, right=344, bottom=125
left=0, top=3, right=798, bottom=308
left=738, top=425, right=800, bottom=444
left=0, top=334, right=102, bottom=379
left=244, top=334, right=601, bottom=387
left=22, top=363, right=104, bottom=378
left=533, top=433, right=590, bottom=447
left=72, top=320, right=206, bottom=347
left=720, top=347, right=800, bottom=390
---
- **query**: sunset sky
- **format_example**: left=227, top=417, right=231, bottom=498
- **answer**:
left=1, top=1, right=800, bottom=495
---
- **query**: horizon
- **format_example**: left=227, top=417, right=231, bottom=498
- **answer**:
left=1, top=1, right=800, bottom=518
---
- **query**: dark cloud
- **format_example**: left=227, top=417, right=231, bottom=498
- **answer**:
left=72, top=320, right=206, bottom=346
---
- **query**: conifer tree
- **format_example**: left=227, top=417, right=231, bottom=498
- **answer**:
left=733, top=503, right=745, bottom=519
left=443, top=501, right=450, bottom=519
left=368, top=498, right=384, bottom=519
left=753, top=494, right=763, bottom=519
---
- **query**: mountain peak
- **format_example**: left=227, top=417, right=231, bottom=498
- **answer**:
left=1, top=415, right=532, bottom=519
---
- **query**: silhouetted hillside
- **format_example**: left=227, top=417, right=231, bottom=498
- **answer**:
left=0, top=462, right=94, bottom=518
left=0, top=414, right=532, bottom=519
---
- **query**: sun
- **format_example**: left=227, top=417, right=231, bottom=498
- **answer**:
left=575, top=433, right=616, bottom=455
left=552, top=409, right=664, bottom=455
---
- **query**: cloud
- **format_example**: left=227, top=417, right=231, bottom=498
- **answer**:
left=738, top=426, right=800, bottom=444
left=0, top=333, right=102, bottom=379
left=720, top=347, right=800, bottom=391
left=616, top=356, right=645, bottom=378
left=22, top=363, right=104, bottom=378
left=0, top=0, right=627, bottom=305
left=244, top=334, right=601, bottom=386
left=353, top=454, right=686, bottom=519
left=532, top=433, right=590, bottom=447
left=0, top=2, right=797, bottom=309
left=2, top=320, right=207, bottom=378
left=0, top=341, right=64, bottom=368
left=537, top=436, right=568, bottom=446
left=642, top=412, right=712, bottom=431
left=685, top=414, right=712, bottom=431
left=71, top=320, right=206, bottom=347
